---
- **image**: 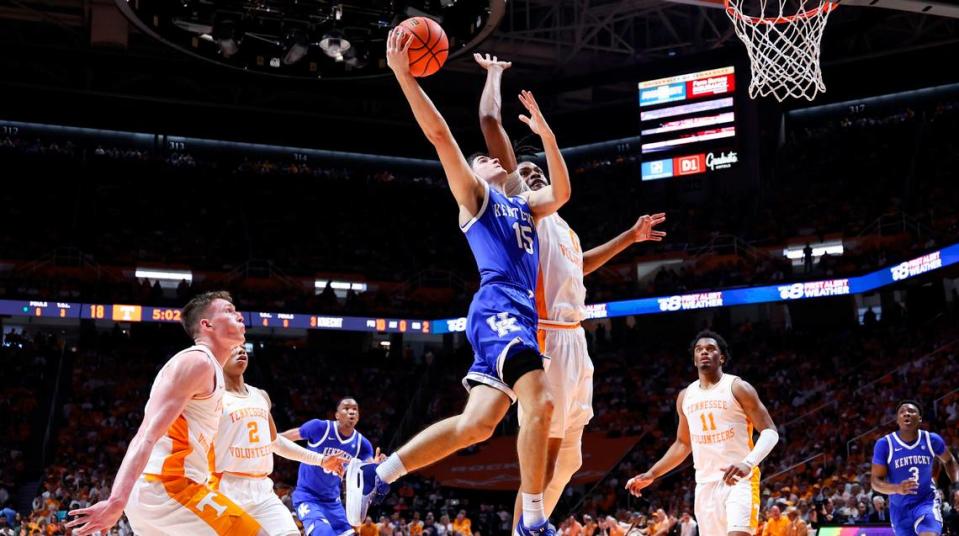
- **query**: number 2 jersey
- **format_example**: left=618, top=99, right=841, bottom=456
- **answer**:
left=873, top=430, right=946, bottom=511
left=213, top=385, right=274, bottom=478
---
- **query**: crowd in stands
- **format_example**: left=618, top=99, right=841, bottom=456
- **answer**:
left=2, top=96, right=959, bottom=318
left=2, top=292, right=957, bottom=534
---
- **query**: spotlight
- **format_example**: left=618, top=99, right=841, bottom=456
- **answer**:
left=282, top=29, right=309, bottom=65
left=319, top=31, right=351, bottom=62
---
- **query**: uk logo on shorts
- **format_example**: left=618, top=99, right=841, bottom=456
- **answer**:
left=486, top=312, right=522, bottom=337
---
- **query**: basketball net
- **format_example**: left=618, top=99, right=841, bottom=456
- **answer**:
left=725, top=0, right=838, bottom=101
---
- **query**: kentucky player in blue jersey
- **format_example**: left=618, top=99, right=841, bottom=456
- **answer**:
left=281, top=398, right=381, bottom=536
left=871, top=401, right=959, bottom=536
left=344, top=28, right=572, bottom=536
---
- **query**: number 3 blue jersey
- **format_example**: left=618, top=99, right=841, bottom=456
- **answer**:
left=292, top=420, right=373, bottom=505
left=873, top=430, right=945, bottom=534
left=461, top=181, right=538, bottom=291
left=459, top=181, right=542, bottom=401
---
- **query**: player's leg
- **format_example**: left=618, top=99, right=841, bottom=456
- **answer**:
left=393, top=383, right=511, bottom=471
left=543, top=426, right=584, bottom=517
left=296, top=501, right=339, bottom=536
left=128, top=477, right=266, bottom=536
left=915, top=499, right=944, bottom=536
left=224, top=476, right=299, bottom=536
left=694, top=482, right=724, bottom=536
left=511, top=359, right=555, bottom=532
left=512, top=438, right=563, bottom=534
left=725, top=468, right=760, bottom=536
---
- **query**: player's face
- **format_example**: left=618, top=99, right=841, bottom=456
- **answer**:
left=337, top=398, right=359, bottom=427
left=224, top=346, right=248, bottom=376
left=517, top=162, right=549, bottom=191
left=692, top=337, right=724, bottom=370
left=203, top=299, right=246, bottom=346
left=470, top=155, right=508, bottom=185
left=896, top=403, right=921, bottom=431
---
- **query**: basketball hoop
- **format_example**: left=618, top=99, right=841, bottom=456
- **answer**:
left=725, top=0, right=838, bottom=101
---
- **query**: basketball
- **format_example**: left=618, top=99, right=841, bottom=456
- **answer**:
left=398, top=17, right=448, bottom=78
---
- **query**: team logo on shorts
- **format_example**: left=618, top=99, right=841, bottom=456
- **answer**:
left=486, top=312, right=522, bottom=337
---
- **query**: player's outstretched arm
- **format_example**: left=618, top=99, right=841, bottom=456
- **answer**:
left=475, top=53, right=518, bottom=173
left=66, top=351, right=214, bottom=536
left=280, top=427, right=302, bottom=441
left=258, top=389, right=348, bottom=475
left=723, top=378, right=779, bottom=485
left=626, top=390, right=692, bottom=497
left=517, top=91, right=571, bottom=218
left=387, top=27, right=484, bottom=217
left=582, top=213, right=667, bottom=275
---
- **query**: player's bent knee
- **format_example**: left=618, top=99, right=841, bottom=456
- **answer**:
left=455, top=415, right=498, bottom=444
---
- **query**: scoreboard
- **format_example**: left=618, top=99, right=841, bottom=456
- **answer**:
left=638, top=66, right=741, bottom=181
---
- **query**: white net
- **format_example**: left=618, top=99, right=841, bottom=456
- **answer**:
left=725, top=0, right=837, bottom=101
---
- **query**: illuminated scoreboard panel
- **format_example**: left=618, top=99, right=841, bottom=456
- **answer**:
left=638, top=66, right=741, bottom=181
left=0, top=301, right=80, bottom=319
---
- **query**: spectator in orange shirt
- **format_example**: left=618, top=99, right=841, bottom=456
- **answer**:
left=784, top=507, right=808, bottom=536
left=359, top=516, right=379, bottom=536
left=564, top=515, right=584, bottom=536
left=410, top=511, right=424, bottom=536
left=762, top=506, right=790, bottom=536
left=583, top=515, right=598, bottom=536
left=452, top=510, right=472, bottom=536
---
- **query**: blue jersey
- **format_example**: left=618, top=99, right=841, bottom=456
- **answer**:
left=292, top=420, right=374, bottom=504
left=873, top=430, right=945, bottom=511
left=461, top=181, right=538, bottom=291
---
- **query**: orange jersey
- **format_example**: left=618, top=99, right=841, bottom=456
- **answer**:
left=143, top=345, right=224, bottom=484
left=535, top=214, right=587, bottom=324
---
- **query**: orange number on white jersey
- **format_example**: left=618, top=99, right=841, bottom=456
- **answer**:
left=247, top=422, right=260, bottom=444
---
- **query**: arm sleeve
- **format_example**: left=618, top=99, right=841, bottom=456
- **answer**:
left=272, top=435, right=327, bottom=466
left=872, top=437, right=889, bottom=466
left=299, top=419, right=328, bottom=443
left=743, top=428, right=779, bottom=467
left=359, top=437, right=375, bottom=462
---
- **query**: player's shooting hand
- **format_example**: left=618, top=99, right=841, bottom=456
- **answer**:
left=720, top=463, right=753, bottom=485
left=66, top=497, right=125, bottom=536
left=374, top=447, right=387, bottom=463
left=625, top=472, right=655, bottom=497
left=518, top=90, right=553, bottom=139
left=473, top=53, right=512, bottom=71
left=896, top=479, right=919, bottom=495
left=386, top=27, right=413, bottom=77
left=632, top=213, right=667, bottom=243
left=322, top=453, right=350, bottom=477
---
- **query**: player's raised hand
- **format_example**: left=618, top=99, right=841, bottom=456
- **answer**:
left=473, top=53, right=512, bottom=71
left=322, top=453, right=350, bottom=477
left=632, top=213, right=667, bottom=243
left=66, top=497, right=125, bottom=536
left=374, top=447, right=387, bottom=463
left=518, top=90, right=553, bottom=139
left=720, top=463, right=753, bottom=485
left=896, top=478, right=919, bottom=495
left=625, top=472, right=655, bottom=497
left=386, top=27, right=413, bottom=76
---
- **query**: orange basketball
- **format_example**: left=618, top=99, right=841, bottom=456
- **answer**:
left=398, top=17, right=448, bottom=78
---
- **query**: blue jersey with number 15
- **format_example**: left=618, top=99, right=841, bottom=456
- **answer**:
left=461, top=181, right=538, bottom=292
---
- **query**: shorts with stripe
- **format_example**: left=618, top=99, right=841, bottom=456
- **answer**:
left=216, top=474, right=299, bottom=535
left=694, top=469, right=760, bottom=535
left=125, top=474, right=262, bottom=536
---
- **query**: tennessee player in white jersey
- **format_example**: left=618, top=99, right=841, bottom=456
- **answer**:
left=626, top=331, right=779, bottom=536
left=214, top=346, right=348, bottom=536
left=473, top=53, right=667, bottom=529
left=68, top=291, right=267, bottom=536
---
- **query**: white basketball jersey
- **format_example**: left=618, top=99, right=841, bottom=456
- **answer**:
left=535, top=214, right=587, bottom=323
left=214, top=385, right=274, bottom=476
left=682, top=374, right=755, bottom=483
left=143, top=345, right=224, bottom=484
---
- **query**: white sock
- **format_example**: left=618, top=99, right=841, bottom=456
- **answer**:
left=374, top=453, right=407, bottom=485
left=521, top=492, right=546, bottom=528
